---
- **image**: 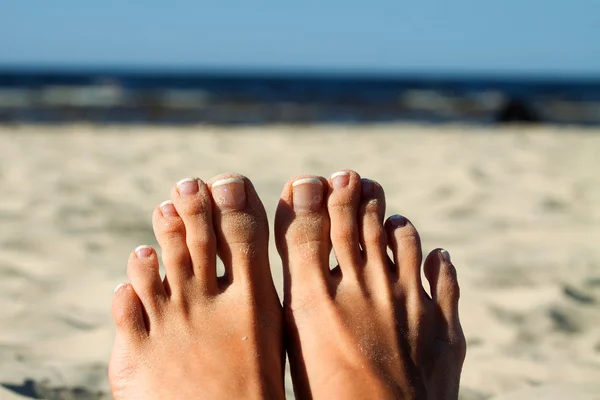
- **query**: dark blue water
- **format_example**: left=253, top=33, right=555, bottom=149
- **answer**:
left=1, top=68, right=599, bottom=124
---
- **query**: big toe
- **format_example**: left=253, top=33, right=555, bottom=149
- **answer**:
left=208, top=173, right=273, bottom=290
left=275, top=175, right=330, bottom=306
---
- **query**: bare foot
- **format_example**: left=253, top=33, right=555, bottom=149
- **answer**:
left=275, top=171, right=466, bottom=400
left=109, top=174, right=284, bottom=400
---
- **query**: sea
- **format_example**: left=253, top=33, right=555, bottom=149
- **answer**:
left=1, top=67, right=599, bottom=125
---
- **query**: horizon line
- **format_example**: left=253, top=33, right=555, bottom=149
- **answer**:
left=1, top=63, right=600, bottom=82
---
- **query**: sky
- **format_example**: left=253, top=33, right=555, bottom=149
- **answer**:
left=1, top=0, right=599, bottom=76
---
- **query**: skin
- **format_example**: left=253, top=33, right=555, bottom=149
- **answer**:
left=275, top=170, right=466, bottom=400
left=109, top=170, right=465, bottom=400
left=109, top=174, right=285, bottom=400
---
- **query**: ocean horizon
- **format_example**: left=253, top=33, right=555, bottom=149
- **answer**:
left=1, top=66, right=600, bottom=125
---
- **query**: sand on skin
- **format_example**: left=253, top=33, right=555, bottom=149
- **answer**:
left=0, top=124, right=599, bottom=399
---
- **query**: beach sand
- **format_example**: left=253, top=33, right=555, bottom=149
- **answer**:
left=0, top=124, right=598, bottom=399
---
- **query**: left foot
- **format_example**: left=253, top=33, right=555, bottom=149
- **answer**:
left=109, top=174, right=284, bottom=400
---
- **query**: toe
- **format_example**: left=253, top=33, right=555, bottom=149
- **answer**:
left=152, top=199, right=193, bottom=292
left=385, top=215, right=423, bottom=291
left=424, top=249, right=461, bottom=328
left=208, top=173, right=271, bottom=287
left=327, top=170, right=362, bottom=275
left=112, top=283, right=147, bottom=336
left=358, top=179, right=388, bottom=265
left=172, top=177, right=217, bottom=288
left=275, top=175, right=330, bottom=306
left=126, top=245, right=166, bottom=314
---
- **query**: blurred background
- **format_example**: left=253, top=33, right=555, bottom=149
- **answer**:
left=0, top=1, right=599, bottom=399
left=1, top=0, right=600, bottom=124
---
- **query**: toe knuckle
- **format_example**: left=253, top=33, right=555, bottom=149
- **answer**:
left=158, top=218, right=184, bottom=234
left=192, top=232, right=215, bottom=246
left=331, top=228, right=356, bottom=244
left=189, top=198, right=212, bottom=215
left=362, top=199, right=382, bottom=214
left=449, top=334, right=467, bottom=359
left=362, top=227, right=385, bottom=245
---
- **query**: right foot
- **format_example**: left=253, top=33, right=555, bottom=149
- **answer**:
left=275, top=171, right=466, bottom=399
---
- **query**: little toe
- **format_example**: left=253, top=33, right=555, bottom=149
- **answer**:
left=358, top=178, right=388, bottom=265
left=327, top=170, right=362, bottom=275
left=385, top=215, right=423, bottom=291
left=171, top=177, right=217, bottom=288
left=208, top=173, right=271, bottom=288
left=152, top=198, right=193, bottom=291
left=112, top=283, right=147, bottom=336
left=126, top=245, right=166, bottom=315
left=275, top=175, right=330, bottom=305
left=424, top=249, right=461, bottom=328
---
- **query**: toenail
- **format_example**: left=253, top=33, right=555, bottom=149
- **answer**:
left=440, top=249, right=451, bottom=263
left=135, top=245, right=153, bottom=258
left=361, top=178, right=375, bottom=197
left=114, top=283, right=127, bottom=294
left=331, top=171, right=350, bottom=189
left=211, top=178, right=246, bottom=211
left=177, top=177, right=200, bottom=196
left=292, top=178, right=323, bottom=212
left=159, top=200, right=178, bottom=217
left=389, top=214, right=408, bottom=227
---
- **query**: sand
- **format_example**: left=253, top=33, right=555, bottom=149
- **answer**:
left=0, top=124, right=598, bottom=399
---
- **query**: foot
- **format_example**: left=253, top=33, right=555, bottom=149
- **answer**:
left=275, top=171, right=466, bottom=400
left=109, top=174, right=284, bottom=400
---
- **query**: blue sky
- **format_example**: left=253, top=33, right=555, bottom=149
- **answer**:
left=1, top=0, right=599, bottom=76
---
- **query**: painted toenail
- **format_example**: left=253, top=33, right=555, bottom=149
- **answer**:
left=177, top=177, right=200, bottom=195
left=331, top=171, right=350, bottom=189
left=211, top=178, right=246, bottom=211
left=135, top=245, right=153, bottom=258
left=113, top=283, right=127, bottom=294
left=389, top=214, right=408, bottom=227
left=361, top=178, right=375, bottom=197
left=440, top=249, right=451, bottom=263
left=159, top=200, right=178, bottom=217
left=292, top=178, right=323, bottom=212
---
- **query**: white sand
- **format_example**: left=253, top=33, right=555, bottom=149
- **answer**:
left=0, top=124, right=598, bottom=399
left=489, top=382, right=600, bottom=400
